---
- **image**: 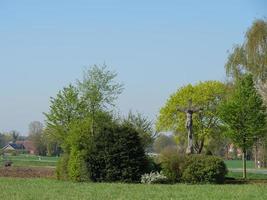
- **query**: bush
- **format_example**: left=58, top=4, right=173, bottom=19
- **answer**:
left=67, top=149, right=89, bottom=182
left=141, top=172, right=168, bottom=184
left=145, top=156, right=162, bottom=173
left=159, top=146, right=184, bottom=183
left=86, top=123, right=148, bottom=182
left=181, top=155, right=227, bottom=184
left=56, top=153, right=69, bottom=180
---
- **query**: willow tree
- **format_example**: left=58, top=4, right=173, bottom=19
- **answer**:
left=156, top=81, right=227, bottom=154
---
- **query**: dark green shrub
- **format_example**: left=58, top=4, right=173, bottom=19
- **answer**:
left=56, top=153, right=69, bottom=180
left=182, top=155, right=227, bottom=184
left=86, top=123, right=148, bottom=182
left=159, top=146, right=184, bottom=183
left=68, top=149, right=89, bottom=182
left=145, top=156, right=162, bottom=173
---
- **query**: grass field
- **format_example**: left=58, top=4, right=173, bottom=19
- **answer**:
left=224, top=160, right=255, bottom=169
left=0, top=177, right=266, bottom=200
left=0, top=154, right=58, bottom=167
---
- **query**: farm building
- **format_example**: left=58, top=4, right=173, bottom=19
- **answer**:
left=1, top=141, right=36, bottom=155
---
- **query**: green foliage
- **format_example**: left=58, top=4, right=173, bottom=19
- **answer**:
left=159, top=146, right=184, bottom=182
left=145, top=156, right=162, bottom=173
left=78, top=64, right=124, bottom=112
left=156, top=81, right=228, bottom=153
left=86, top=123, right=147, bottom=182
left=56, top=153, right=69, bottom=180
left=226, top=19, right=267, bottom=81
left=182, top=155, right=227, bottom=184
left=225, top=19, right=267, bottom=105
left=67, top=149, right=89, bottom=182
left=44, top=84, right=84, bottom=152
left=123, top=111, right=155, bottom=149
left=219, top=74, right=267, bottom=151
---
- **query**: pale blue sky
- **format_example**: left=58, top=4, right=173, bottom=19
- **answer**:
left=0, top=0, right=266, bottom=135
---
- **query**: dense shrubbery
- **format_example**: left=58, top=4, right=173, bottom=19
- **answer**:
left=157, top=151, right=227, bottom=184
left=159, top=147, right=184, bottom=183
left=86, top=123, right=148, bottom=182
left=181, top=155, right=227, bottom=184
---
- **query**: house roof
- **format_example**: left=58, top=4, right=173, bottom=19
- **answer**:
left=2, top=143, right=25, bottom=150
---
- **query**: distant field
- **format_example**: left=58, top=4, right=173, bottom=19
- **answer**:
left=0, top=155, right=260, bottom=169
left=0, top=154, right=58, bottom=167
left=0, top=177, right=267, bottom=200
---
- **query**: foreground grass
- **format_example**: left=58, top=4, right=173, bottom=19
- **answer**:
left=0, top=178, right=267, bottom=200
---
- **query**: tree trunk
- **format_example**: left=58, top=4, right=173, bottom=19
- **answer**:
left=242, top=150, right=247, bottom=179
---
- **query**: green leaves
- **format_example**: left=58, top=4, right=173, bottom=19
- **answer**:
left=156, top=81, right=227, bottom=153
left=218, top=74, right=267, bottom=151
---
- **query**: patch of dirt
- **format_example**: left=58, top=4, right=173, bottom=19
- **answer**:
left=0, top=167, right=55, bottom=178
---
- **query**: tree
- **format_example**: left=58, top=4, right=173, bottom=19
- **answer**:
left=156, top=81, right=227, bottom=153
left=44, top=84, right=84, bottom=152
left=123, top=111, right=155, bottom=149
left=28, top=121, right=46, bottom=155
left=10, top=130, right=20, bottom=143
left=219, top=74, right=267, bottom=178
left=226, top=19, right=267, bottom=104
left=78, top=64, right=123, bottom=134
left=153, top=134, right=176, bottom=153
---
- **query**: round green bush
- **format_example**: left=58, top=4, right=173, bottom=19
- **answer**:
left=181, top=155, right=227, bottom=184
left=86, top=123, right=148, bottom=182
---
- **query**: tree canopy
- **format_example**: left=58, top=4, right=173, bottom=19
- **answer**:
left=219, top=74, right=266, bottom=178
left=156, top=81, right=228, bottom=153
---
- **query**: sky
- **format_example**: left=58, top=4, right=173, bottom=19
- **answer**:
left=0, top=0, right=266, bottom=135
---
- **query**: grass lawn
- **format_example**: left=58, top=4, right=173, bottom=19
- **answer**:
left=227, top=171, right=267, bottom=180
left=224, top=160, right=255, bottom=169
left=0, top=177, right=266, bottom=200
left=0, top=154, right=58, bottom=167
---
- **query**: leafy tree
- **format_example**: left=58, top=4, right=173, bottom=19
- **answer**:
left=219, top=74, right=267, bottom=178
left=123, top=111, right=155, bottom=149
left=226, top=19, right=267, bottom=104
left=78, top=64, right=123, bottom=134
left=28, top=121, right=46, bottom=155
left=44, top=84, right=84, bottom=152
left=156, top=81, right=227, bottom=153
left=10, top=130, right=20, bottom=143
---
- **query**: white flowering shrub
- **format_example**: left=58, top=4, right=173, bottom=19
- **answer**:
left=141, top=172, right=168, bottom=184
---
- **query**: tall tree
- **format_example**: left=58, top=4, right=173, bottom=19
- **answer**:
left=226, top=19, right=267, bottom=104
left=44, top=84, right=84, bottom=152
left=78, top=64, right=123, bottom=134
left=219, top=74, right=267, bottom=178
left=28, top=121, right=46, bottom=155
left=156, top=81, right=227, bottom=153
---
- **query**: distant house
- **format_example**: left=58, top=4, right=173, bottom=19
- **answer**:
left=1, top=140, right=36, bottom=155
left=16, top=140, right=36, bottom=155
left=2, top=143, right=25, bottom=152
